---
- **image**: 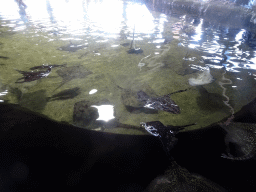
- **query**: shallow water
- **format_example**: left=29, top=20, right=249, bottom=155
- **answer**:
left=1, top=0, right=256, bottom=134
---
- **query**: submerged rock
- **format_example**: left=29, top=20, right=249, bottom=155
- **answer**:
left=146, top=161, right=227, bottom=192
left=73, top=100, right=142, bottom=131
left=220, top=122, right=256, bottom=160
left=73, top=100, right=99, bottom=129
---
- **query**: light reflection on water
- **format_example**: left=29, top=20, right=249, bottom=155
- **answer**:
left=2, top=0, right=254, bottom=75
left=0, top=0, right=155, bottom=36
left=180, top=19, right=256, bottom=73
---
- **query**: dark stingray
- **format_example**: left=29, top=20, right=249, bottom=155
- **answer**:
left=55, top=65, right=92, bottom=91
left=58, top=41, right=88, bottom=52
left=137, top=90, right=181, bottom=114
left=127, top=28, right=143, bottom=54
left=47, top=87, right=80, bottom=101
left=15, top=66, right=52, bottom=83
left=127, top=48, right=143, bottom=54
left=78, top=52, right=89, bottom=59
left=120, top=42, right=130, bottom=47
left=141, top=121, right=195, bottom=158
left=30, top=63, right=67, bottom=70
left=0, top=56, right=9, bottom=59
left=120, top=86, right=186, bottom=114
left=220, top=122, right=256, bottom=160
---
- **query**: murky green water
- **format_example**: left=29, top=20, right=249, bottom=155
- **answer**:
left=1, top=0, right=256, bottom=134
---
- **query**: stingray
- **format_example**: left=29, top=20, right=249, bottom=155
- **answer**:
left=55, top=65, right=92, bottom=91
left=47, top=87, right=80, bottom=101
left=0, top=56, right=9, bottom=59
left=29, top=63, right=67, bottom=70
left=220, top=122, right=256, bottom=160
left=58, top=41, right=88, bottom=52
left=15, top=66, right=52, bottom=83
left=127, top=48, right=143, bottom=54
left=141, top=121, right=195, bottom=158
left=127, top=26, right=143, bottom=54
left=120, top=86, right=186, bottom=114
left=137, top=90, right=181, bottom=114
left=120, top=42, right=130, bottom=47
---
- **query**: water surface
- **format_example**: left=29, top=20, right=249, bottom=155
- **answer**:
left=1, top=0, right=256, bottom=134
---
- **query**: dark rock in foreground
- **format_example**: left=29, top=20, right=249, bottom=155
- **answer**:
left=0, top=103, right=255, bottom=191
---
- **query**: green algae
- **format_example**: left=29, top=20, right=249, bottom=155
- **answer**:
left=1, top=20, right=256, bottom=135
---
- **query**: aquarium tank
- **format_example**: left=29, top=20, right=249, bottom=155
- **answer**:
left=1, top=0, right=256, bottom=191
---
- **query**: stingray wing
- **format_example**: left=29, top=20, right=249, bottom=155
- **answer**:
left=144, top=95, right=180, bottom=114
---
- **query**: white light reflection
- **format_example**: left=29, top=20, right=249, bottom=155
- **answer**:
left=86, top=0, right=123, bottom=35
left=155, top=14, right=167, bottom=39
left=235, top=29, right=245, bottom=42
left=111, top=44, right=119, bottom=48
left=0, top=90, right=8, bottom=102
left=249, top=56, right=256, bottom=70
left=0, top=90, right=8, bottom=96
left=0, top=1, right=20, bottom=20
left=89, top=89, right=97, bottom=94
left=49, top=0, right=86, bottom=35
left=25, top=0, right=49, bottom=23
left=188, top=19, right=203, bottom=49
left=205, top=64, right=223, bottom=69
left=126, top=3, right=154, bottom=34
left=153, top=39, right=165, bottom=44
left=0, top=0, right=158, bottom=38
left=91, top=105, right=115, bottom=122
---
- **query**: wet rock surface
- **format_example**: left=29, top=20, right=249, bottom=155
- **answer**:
left=146, top=161, right=227, bottom=192
left=220, top=122, right=256, bottom=160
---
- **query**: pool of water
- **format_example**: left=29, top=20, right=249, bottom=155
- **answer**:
left=1, top=0, right=256, bottom=134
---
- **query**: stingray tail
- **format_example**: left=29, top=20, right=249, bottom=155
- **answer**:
left=53, top=82, right=65, bottom=92
left=130, top=25, right=135, bottom=49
